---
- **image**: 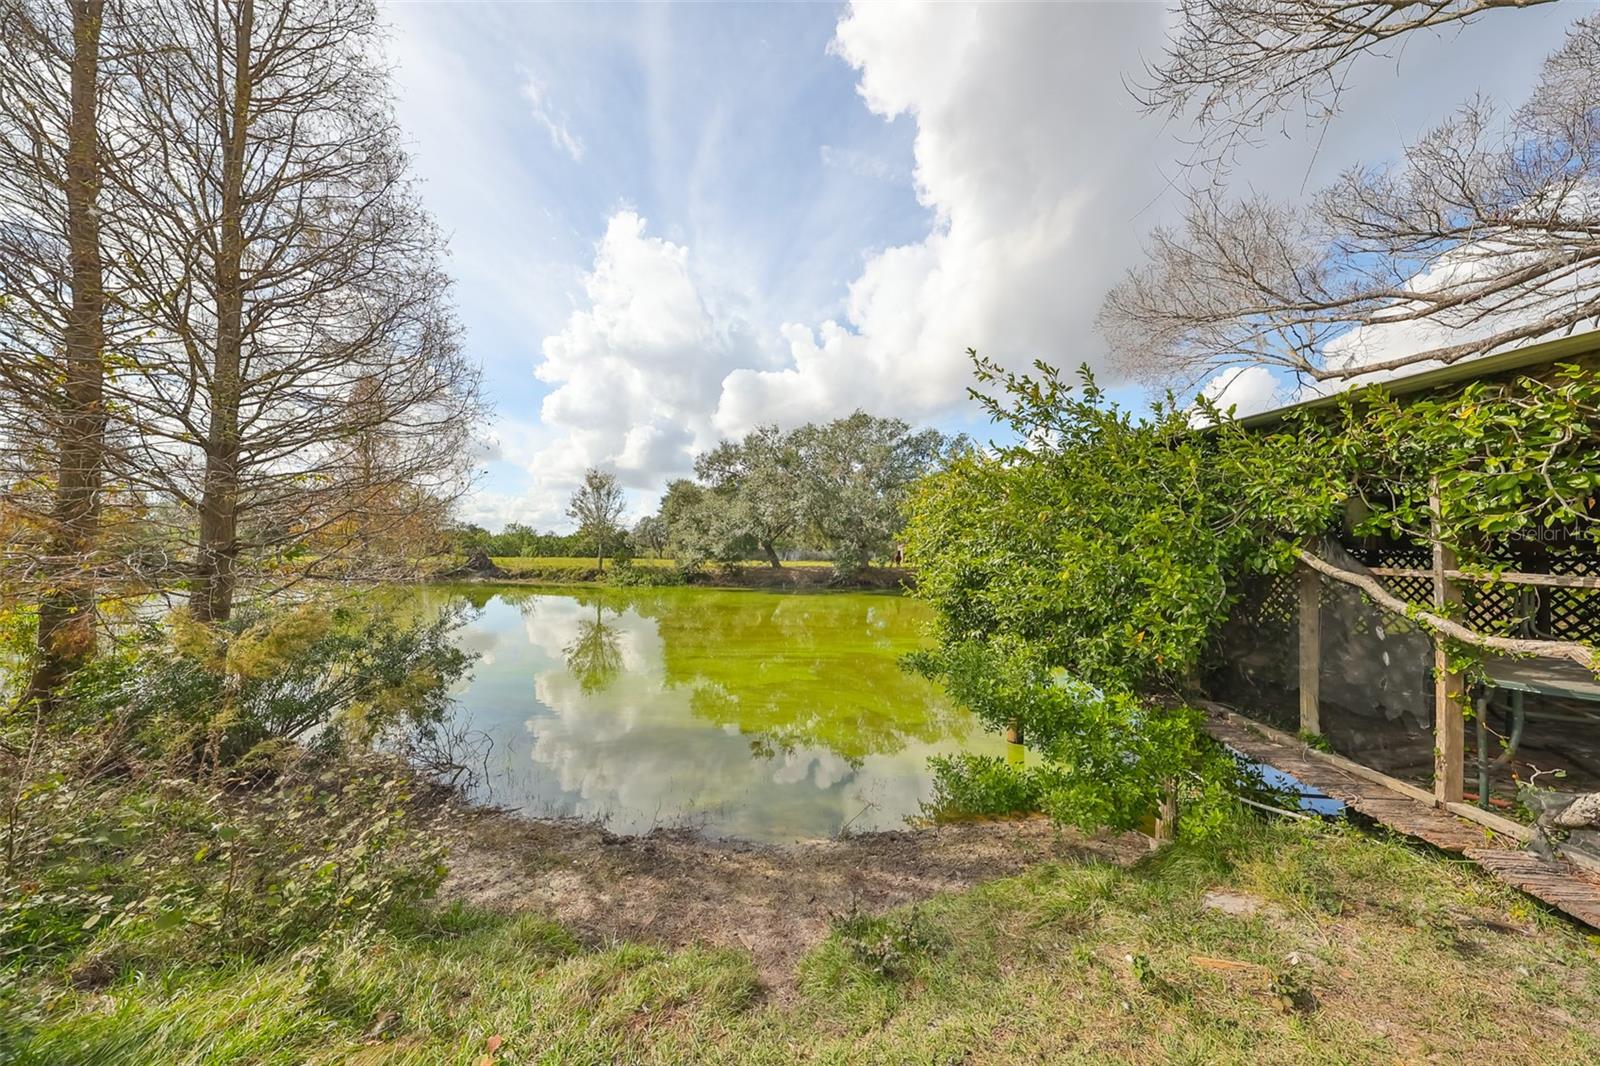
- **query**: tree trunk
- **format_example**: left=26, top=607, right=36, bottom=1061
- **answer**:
left=189, top=0, right=252, bottom=623
left=596, top=535, right=603, bottom=572
left=762, top=540, right=781, bottom=568
left=30, top=0, right=107, bottom=702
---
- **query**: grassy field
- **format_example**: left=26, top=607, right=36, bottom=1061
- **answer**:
left=9, top=819, right=1600, bottom=1064
left=486, top=556, right=837, bottom=571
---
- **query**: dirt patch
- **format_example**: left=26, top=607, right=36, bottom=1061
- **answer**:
left=1201, top=889, right=1272, bottom=918
left=442, top=809, right=1149, bottom=993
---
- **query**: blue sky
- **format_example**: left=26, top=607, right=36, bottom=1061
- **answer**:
left=383, top=1, right=1580, bottom=531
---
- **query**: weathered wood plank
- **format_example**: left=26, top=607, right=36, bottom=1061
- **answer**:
left=1203, top=704, right=1600, bottom=931
left=1298, top=565, right=1321, bottom=735
left=1432, top=481, right=1465, bottom=804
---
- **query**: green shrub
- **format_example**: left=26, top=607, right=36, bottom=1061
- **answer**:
left=0, top=604, right=472, bottom=977
left=903, top=357, right=1283, bottom=839
left=921, top=754, right=1067, bottom=819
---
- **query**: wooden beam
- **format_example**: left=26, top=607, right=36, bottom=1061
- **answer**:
left=1365, top=566, right=1600, bottom=591
left=1432, top=477, right=1465, bottom=804
left=1298, top=564, right=1321, bottom=735
left=1298, top=549, right=1596, bottom=669
left=1153, top=778, right=1178, bottom=842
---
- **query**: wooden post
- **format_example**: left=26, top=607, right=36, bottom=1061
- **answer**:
left=1153, top=779, right=1178, bottom=842
left=1298, top=564, right=1321, bottom=736
left=1431, top=477, right=1465, bottom=803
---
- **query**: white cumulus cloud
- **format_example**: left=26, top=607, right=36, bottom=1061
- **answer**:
left=486, top=1, right=1575, bottom=525
left=713, top=2, right=1172, bottom=434
left=530, top=210, right=761, bottom=492
left=1195, top=366, right=1283, bottom=422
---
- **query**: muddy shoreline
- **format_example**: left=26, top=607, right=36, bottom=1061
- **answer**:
left=441, top=805, right=1150, bottom=994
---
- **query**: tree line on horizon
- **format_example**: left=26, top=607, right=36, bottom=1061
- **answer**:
left=453, top=412, right=957, bottom=574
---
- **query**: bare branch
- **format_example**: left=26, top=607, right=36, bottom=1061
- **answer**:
left=1297, top=548, right=1596, bottom=669
left=1105, top=17, right=1600, bottom=389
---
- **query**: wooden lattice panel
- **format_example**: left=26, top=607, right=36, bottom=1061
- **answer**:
left=1340, top=536, right=1600, bottom=643
left=1464, top=584, right=1531, bottom=635
left=1546, top=552, right=1600, bottom=643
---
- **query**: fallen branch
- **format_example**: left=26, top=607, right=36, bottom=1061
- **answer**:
left=1295, top=549, right=1597, bottom=672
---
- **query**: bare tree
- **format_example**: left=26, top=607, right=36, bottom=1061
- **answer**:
left=1104, top=16, right=1600, bottom=390
left=108, top=0, right=480, bottom=620
left=567, top=469, right=626, bottom=571
left=1140, top=0, right=1555, bottom=163
left=0, top=0, right=131, bottom=700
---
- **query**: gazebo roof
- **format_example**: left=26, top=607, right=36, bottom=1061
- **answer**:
left=1239, top=328, right=1600, bottom=430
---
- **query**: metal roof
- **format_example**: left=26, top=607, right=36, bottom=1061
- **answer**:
left=1237, top=328, right=1600, bottom=430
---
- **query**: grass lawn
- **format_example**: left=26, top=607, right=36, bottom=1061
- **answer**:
left=8, top=819, right=1600, bottom=1064
left=490, top=555, right=677, bottom=570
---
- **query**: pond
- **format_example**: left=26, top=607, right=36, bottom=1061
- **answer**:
left=407, top=583, right=1013, bottom=842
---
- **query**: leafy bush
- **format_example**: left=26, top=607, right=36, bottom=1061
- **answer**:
left=921, top=754, right=1069, bottom=819
left=905, top=362, right=1274, bottom=837
left=900, top=355, right=1340, bottom=838
left=908, top=352, right=1600, bottom=840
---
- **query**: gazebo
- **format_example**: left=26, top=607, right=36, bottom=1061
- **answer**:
left=1206, top=330, right=1600, bottom=890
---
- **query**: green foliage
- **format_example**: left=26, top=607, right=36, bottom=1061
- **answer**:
left=450, top=522, right=598, bottom=561
left=0, top=762, right=446, bottom=974
left=652, top=413, right=951, bottom=573
left=921, top=754, right=1071, bottom=819
left=792, top=412, right=951, bottom=573
left=1, top=604, right=474, bottom=976
left=1241, top=361, right=1600, bottom=583
left=660, top=478, right=742, bottom=572
left=567, top=468, right=628, bottom=567
left=905, top=356, right=1278, bottom=836
left=630, top=513, right=669, bottom=557
left=908, top=352, right=1600, bottom=839
left=1298, top=730, right=1333, bottom=753
left=603, top=560, right=688, bottom=587
left=694, top=424, right=804, bottom=565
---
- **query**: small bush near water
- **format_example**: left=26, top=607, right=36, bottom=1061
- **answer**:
left=921, top=753, right=1071, bottom=819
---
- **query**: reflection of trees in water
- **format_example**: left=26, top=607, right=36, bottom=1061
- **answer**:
left=427, top=584, right=973, bottom=762
left=623, top=588, right=971, bottom=761
left=562, top=601, right=623, bottom=695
